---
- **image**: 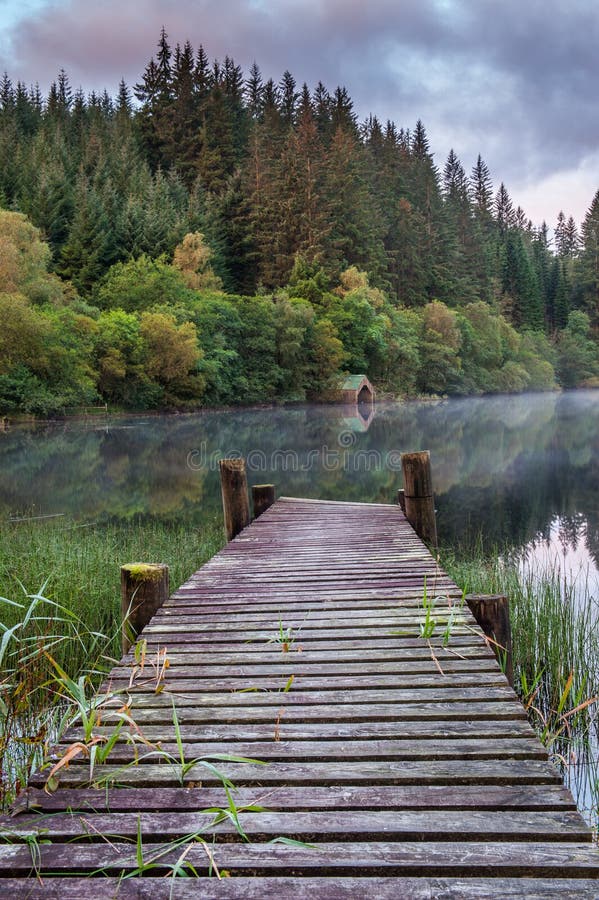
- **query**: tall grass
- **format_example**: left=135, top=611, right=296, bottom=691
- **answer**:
left=0, top=515, right=224, bottom=807
left=0, top=516, right=223, bottom=672
left=441, top=541, right=599, bottom=826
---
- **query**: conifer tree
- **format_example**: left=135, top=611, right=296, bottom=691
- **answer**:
left=470, top=155, right=493, bottom=217
left=313, top=81, right=332, bottom=140
left=58, top=179, right=113, bottom=294
left=495, top=183, right=516, bottom=233
left=246, top=63, right=264, bottom=120
left=279, top=71, right=298, bottom=126
left=578, top=189, right=599, bottom=320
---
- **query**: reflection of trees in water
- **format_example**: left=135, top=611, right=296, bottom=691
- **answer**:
left=0, top=393, right=598, bottom=562
left=434, top=393, right=599, bottom=562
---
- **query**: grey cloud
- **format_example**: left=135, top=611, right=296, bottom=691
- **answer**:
left=1, top=0, right=597, bottom=223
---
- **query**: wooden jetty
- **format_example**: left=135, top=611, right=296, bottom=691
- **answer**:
left=1, top=493, right=599, bottom=896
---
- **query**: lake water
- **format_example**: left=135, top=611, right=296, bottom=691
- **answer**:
left=2, top=391, right=599, bottom=579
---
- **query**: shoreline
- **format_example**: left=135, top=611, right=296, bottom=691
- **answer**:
left=0, top=386, right=581, bottom=431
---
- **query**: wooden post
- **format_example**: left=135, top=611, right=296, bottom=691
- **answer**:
left=466, top=593, right=513, bottom=686
left=401, top=451, right=438, bottom=547
left=252, top=483, right=276, bottom=519
left=121, top=563, right=169, bottom=656
left=219, top=458, right=250, bottom=542
left=397, top=488, right=406, bottom=513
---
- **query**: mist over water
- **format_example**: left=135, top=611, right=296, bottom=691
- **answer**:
left=1, top=390, right=599, bottom=582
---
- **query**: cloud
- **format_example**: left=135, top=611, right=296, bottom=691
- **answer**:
left=1, top=0, right=598, bottom=225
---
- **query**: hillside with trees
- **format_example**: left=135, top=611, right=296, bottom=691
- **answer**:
left=1, top=29, right=599, bottom=415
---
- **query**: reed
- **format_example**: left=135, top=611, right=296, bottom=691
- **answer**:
left=0, top=515, right=224, bottom=808
left=441, top=540, right=599, bottom=825
left=0, top=516, right=223, bottom=674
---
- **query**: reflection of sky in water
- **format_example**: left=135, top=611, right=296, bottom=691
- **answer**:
left=520, top=516, right=599, bottom=611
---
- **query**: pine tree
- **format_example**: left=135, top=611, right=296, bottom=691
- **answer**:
left=563, top=216, right=581, bottom=258
left=443, top=149, right=468, bottom=202
left=279, top=71, right=298, bottom=127
left=324, top=125, right=386, bottom=282
left=442, top=150, right=481, bottom=305
left=246, top=62, right=264, bottom=120
left=578, top=189, right=599, bottom=320
left=156, top=27, right=172, bottom=102
left=495, top=183, right=516, bottom=233
left=515, top=206, right=527, bottom=230
left=196, top=82, right=237, bottom=194
left=0, top=73, right=14, bottom=115
left=58, top=178, right=113, bottom=293
left=330, top=86, right=357, bottom=136
left=313, top=81, right=332, bottom=140
left=116, top=79, right=132, bottom=118
left=502, top=229, right=543, bottom=328
left=470, top=155, right=493, bottom=216
left=165, top=40, right=200, bottom=182
left=555, top=211, right=566, bottom=255
left=546, top=256, right=571, bottom=330
left=194, top=46, right=211, bottom=99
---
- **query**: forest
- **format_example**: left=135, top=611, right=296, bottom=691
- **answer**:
left=1, top=28, right=599, bottom=415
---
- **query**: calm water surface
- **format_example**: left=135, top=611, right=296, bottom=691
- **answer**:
left=2, top=391, right=599, bottom=579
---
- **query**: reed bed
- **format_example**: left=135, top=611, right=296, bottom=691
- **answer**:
left=0, top=516, right=223, bottom=671
left=0, top=515, right=224, bottom=807
left=441, top=542, right=599, bottom=827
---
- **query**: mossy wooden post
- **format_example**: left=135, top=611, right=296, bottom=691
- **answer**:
left=219, top=458, right=251, bottom=541
left=253, top=483, right=276, bottom=519
left=121, top=563, right=169, bottom=656
left=401, top=451, right=437, bottom=547
left=397, top=488, right=406, bottom=513
left=466, top=593, right=514, bottom=686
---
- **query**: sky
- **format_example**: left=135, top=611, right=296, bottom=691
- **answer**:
left=1, top=0, right=598, bottom=230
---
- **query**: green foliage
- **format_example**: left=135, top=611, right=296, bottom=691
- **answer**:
left=0, top=38, right=597, bottom=413
left=556, top=311, right=599, bottom=388
left=418, top=301, right=462, bottom=394
left=93, top=255, right=192, bottom=312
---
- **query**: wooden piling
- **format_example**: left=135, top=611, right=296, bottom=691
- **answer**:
left=219, top=457, right=251, bottom=541
left=465, top=593, right=513, bottom=686
left=252, top=483, right=276, bottom=519
left=121, top=563, right=169, bottom=655
left=397, top=489, right=406, bottom=513
left=401, top=451, right=438, bottom=547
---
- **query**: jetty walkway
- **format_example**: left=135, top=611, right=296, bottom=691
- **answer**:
left=1, top=495, right=598, bottom=896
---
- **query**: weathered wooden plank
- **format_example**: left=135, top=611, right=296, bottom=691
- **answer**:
left=2, top=841, right=599, bottom=878
left=10, top=783, right=578, bottom=814
left=136, top=638, right=495, bottom=655
left=37, top=758, right=562, bottom=788
left=92, top=687, right=517, bottom=708
left=90, top=687, right=518, bottom=709
left=105, top=673, right=510, bottom=691
left=54, top=737, right=549, bottom=764
left=152, top=608, right=472, bottom=627
left=49, top=700, right=527, bottom=726
left=118, top=658, right=502, bottom=675
left=4, top=877, right=599, bottom=900
left=65, top=719, right=538, bottom=742
left=5, top=810, right=590, bottom=842
left=139, top=627, right=480, bottom=643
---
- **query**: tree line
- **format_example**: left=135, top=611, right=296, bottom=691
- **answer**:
left=0, top=29, right=598, bottom=415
